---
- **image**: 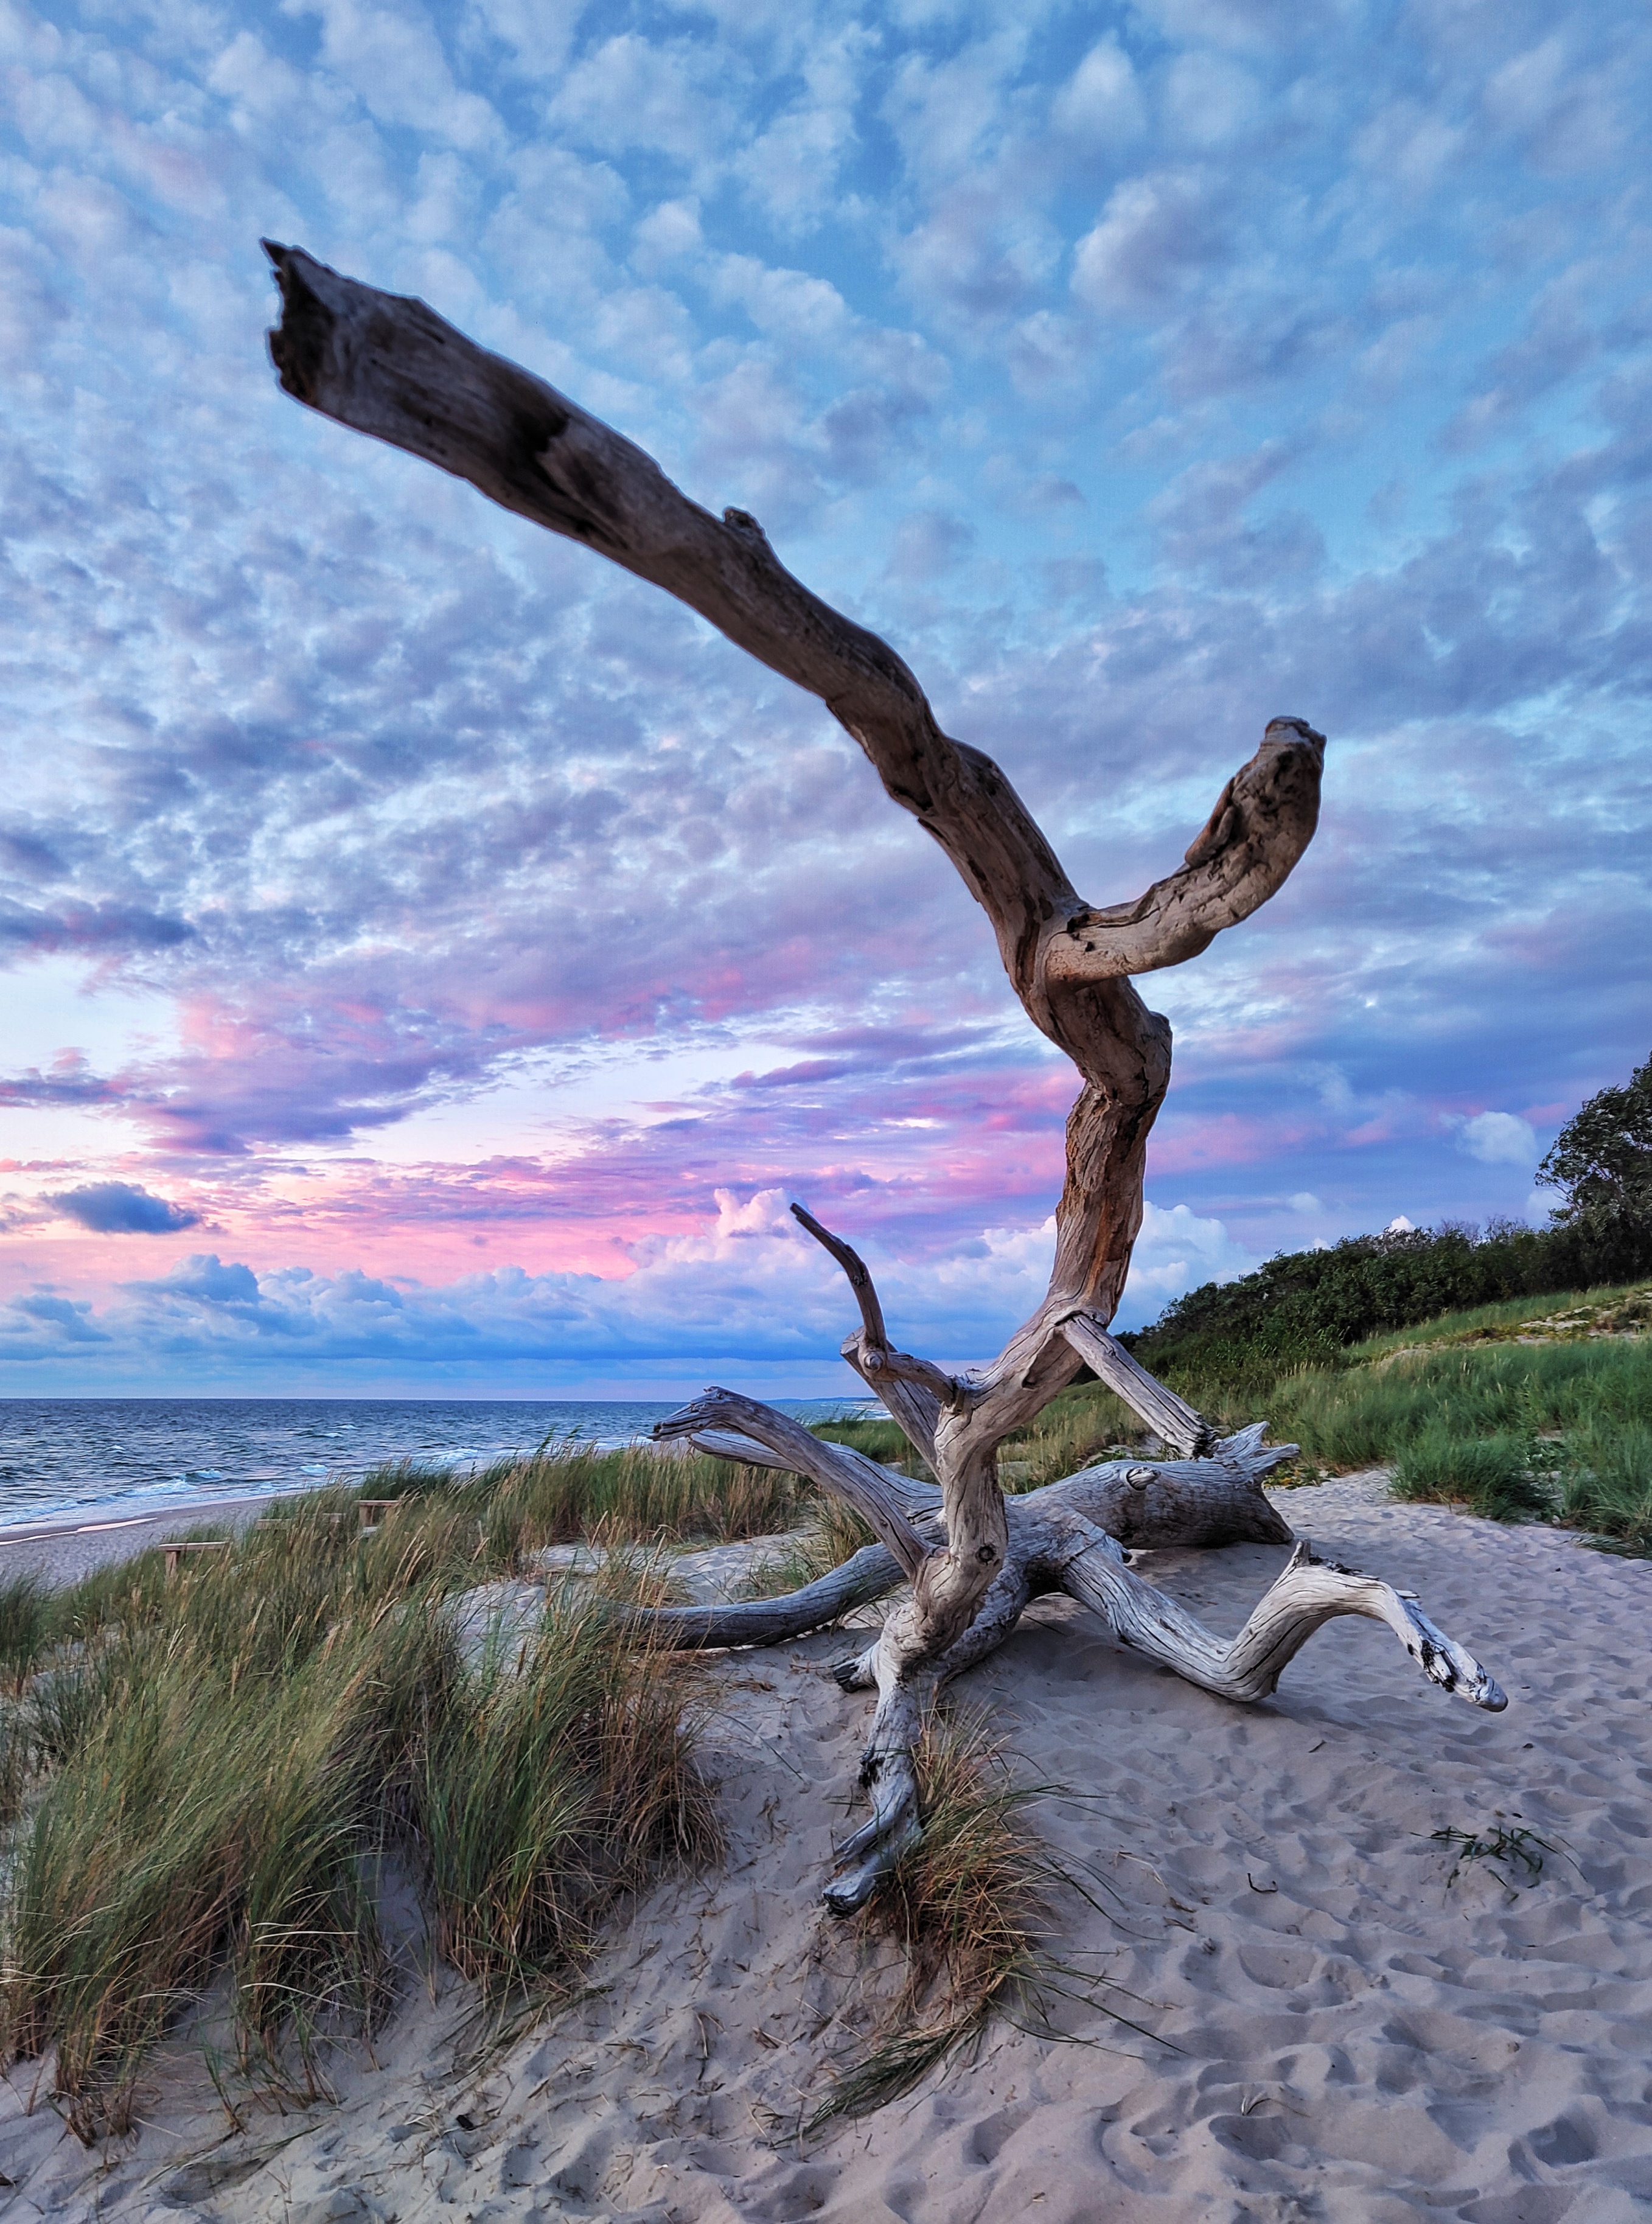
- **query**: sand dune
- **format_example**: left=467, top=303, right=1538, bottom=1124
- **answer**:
left=6, top=1478, right=1651, bottom=2222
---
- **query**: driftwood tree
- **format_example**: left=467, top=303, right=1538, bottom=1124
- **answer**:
left=267, top=245, right=1506, bottom=1912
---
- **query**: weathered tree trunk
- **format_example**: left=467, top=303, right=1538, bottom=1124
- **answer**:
left=266, top=245, right=1508, bottom=1912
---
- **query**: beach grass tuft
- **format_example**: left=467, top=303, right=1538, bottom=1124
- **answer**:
left=423, top=1598, right=716, bottom=1990
left=0, top=1449, right=726, bottom=2139
left=0, top=1571, right=54, bottom=1696
left=3, top=1602, right=443, bottom=2135
left=812, top=1716, right=1052, bottom=2124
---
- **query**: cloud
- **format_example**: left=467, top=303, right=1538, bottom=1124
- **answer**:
left=1457, top=1111, right=1541, bottom=1166
left=0, top=1182, right=1253, bottom=1385
left=551, top=33, right=733, bottom=167
left=1117, top=1202, right=1259, bottom=1325
left=288, top=0, right=502, bottom=151
left=0, top=0, right=1648, bottom=1395
left=1071, top=172, right=1227, bottom=313
left=1052, top=38, right=1145, bottom=144
left=9, top=1294, right=109, bottom=1344
left=47, top=1182, right=201, bottom=1234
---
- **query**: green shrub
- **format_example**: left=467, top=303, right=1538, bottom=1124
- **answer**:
left=1129, top=1219, right=1652, bottom=1393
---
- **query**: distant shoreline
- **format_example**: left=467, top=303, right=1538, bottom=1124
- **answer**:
left=0, top=1489, right=313, bottom=1588
left=0, top=1393, right=876, bottom=1536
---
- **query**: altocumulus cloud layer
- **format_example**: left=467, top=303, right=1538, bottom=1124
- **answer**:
left=0, top=0, right=1647, bottom=1393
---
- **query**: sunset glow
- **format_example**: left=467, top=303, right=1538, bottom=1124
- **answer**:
left=1, top=1, right=1647, bottom=1393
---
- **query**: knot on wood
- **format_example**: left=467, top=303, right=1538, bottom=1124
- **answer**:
left=975, top=1543, right=997, bottom=1564
left=1126, top=1466, right=1155, bottom=1489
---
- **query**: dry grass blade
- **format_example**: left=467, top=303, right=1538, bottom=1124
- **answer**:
left=0, top=1573, right=55, bottom=1696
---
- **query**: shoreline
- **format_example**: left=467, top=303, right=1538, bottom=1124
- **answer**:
left=0, top=1489, right=310, bottom=1586
left=0, top=1397, right=879, bottom=1569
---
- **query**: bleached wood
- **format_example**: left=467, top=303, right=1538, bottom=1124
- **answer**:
left=681, top=1429, right=798, bottom=1471
left=792, top=1204, right=966, bottom=1419
left=262, top=244, right=1325, bottom=1658
left=628, top=1427, right=1502, bottom=1908
left=1040, top=1431, right=1295, bottom=1548
left=653, top=1388, right=929, bottom=1582
left=1059, top=1313, right=1215, bottom=1455
left=1058, top=1528, right=1507, bottom=1711
left=610, top=1536, right=921, bottom=1652
left=265, top=247, right=1507, bottom=1911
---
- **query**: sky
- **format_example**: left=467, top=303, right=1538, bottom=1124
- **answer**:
left=0, top=0, right=1648, bottom=1399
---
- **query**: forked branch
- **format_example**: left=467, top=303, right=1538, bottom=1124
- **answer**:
left=791, top=1202, right=957, bottom=1463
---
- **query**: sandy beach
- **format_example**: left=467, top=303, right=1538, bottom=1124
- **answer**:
left=0, top=1494, right=307, bottom=1589
left=5, top=1476, right=1650, bottom=2222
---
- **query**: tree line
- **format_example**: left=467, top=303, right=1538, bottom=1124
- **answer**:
left=1127, top=1054, right=1652, bottom=1388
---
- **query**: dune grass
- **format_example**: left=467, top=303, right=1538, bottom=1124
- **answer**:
left=473, top=1441, right=813, bottom=1545
left=734, top=1497, right=882, bottom=1600
left=949, top=1281, right=1652, bottom=1545
left=0, top=1443, right=814, bottom=1694
left=0, top=1453, right=722, bottom=2139
left=818, top=1385, right=1147, bottom=1495
left=1134, top=1297, right=1652, bottom=1543
left=7, top=1605, right=441, bottom=2131
left=1258, top=1334, right=1652, bottom=1538
left=810, top=1414, right=928, bottom=1474
left=810, top=1715, right=1053, bottom=2124
left=995, top=1381, right=1150, bottom=1489
left=0, top=1572, right=54, bottom=1697
left=422, top=1595, right=715, bottom=1991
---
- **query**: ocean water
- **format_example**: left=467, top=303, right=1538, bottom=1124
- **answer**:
left=0, top=1397, right=872, bottom=1529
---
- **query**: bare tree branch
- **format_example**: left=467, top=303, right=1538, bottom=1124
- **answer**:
left=791, top=1201, right=969, bottom=1423
left=249, top=249, right=1500, bottom=1924
left=262, top=246, right=1324, bottom=1550
left=653, top=1387, right=929, bottom=1583
left=790, top=1203, right=891, bottom=1348
left=1059, top=1313, right=1215, bottom=1455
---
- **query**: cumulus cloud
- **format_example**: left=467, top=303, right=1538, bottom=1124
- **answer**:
left=1070, top=171, right=1227, bottom=313
left=1052, top=37, right=1145, bottom=144
left=47, top=1182, right=201, bottom=1234
left=0, top=1183, right=1253, bottom=1386
left=1117, top=1202, right=1259, bottom=1323
left=1457, top=1112, right=1541, bottom=1167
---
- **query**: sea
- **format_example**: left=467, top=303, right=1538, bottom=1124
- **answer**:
left=0, top=1397, right=873, bottom=1531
